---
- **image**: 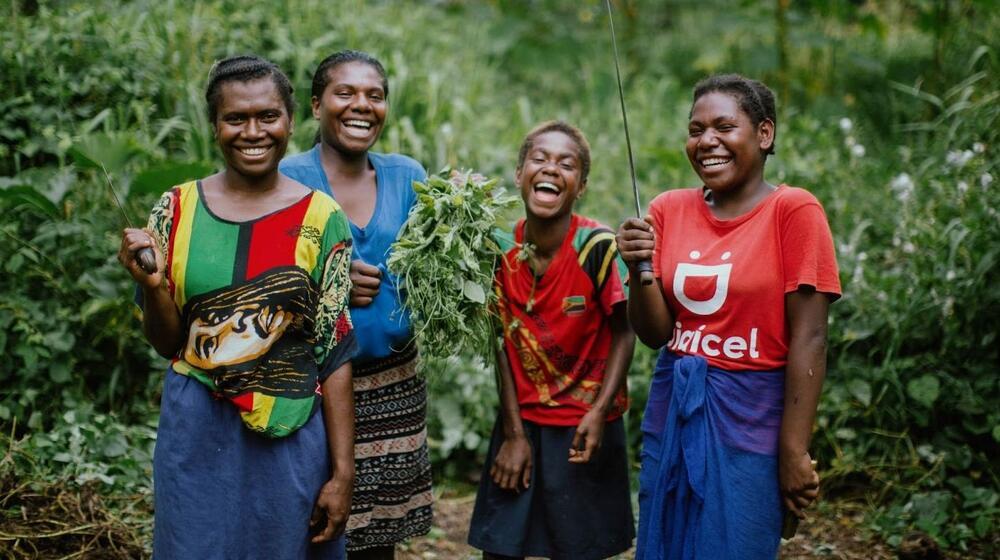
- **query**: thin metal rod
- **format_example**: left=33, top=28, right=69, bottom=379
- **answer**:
left=101, top=163, right=134, bottom=228
left=605, top=0, right=642, bottom=219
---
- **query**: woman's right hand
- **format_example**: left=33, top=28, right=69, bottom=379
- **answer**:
left=491, top=435, right=532, bottom=492
left=118, top=228, right=164, bottom=290
left=616, top=216, right=656, bottom=270
left=349, top=259, right=381, bottom=307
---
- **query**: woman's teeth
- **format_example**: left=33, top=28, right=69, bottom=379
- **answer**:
left=702, top=157, right=731, bottom=168
left=345, top=119, right=372, bottom=129
left=240, top=147, right=268, bottom=156
left=534, top=182, right=560, bottom=193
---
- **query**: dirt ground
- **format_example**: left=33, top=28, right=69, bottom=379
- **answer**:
left=398, top=495, right=896, bottom=560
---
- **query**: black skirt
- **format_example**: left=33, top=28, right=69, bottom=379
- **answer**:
left=468, top=416, right=635, bottom=559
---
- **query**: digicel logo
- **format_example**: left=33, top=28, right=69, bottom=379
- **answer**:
left=667, top=322, right=761, bottom=360
left=669, top=249, right=760, bottom=361
left=672, top=250, right=732, bottom=315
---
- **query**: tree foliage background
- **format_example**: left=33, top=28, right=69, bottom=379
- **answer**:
left=1, top=0, right=997, bottom=556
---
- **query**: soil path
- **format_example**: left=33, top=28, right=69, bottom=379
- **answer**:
left=398, top=495, right=896, bottom=560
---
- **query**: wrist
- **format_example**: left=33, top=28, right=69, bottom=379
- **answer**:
left=590, top=401, right=610, bottom=415
left=327, top=469, right=354, bottom=488
left=779, top=441, right=809, bottom=459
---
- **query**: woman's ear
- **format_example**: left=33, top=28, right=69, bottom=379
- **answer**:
left=311, top=96, right=321, bottom=120
left=758, top=118, right=775, bottom=153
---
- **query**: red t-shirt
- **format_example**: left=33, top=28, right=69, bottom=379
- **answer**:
left=495, top=214, right=629, bottom=426
left=649, top=185, right=841, bottom=371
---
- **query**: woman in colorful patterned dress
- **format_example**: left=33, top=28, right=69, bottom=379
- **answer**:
left=118, top=55, right=357, bottom=559
left=280, top=50, right=432, bottom=560
left=617, top=74, right=841, bottom=559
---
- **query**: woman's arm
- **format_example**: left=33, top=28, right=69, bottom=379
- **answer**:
left=616, top=217, right=673, bottom=347
left=491, top=346, right=533, bottom=491
left=119, top=228, right=183, bottom=358
left=311, top=362, right=355, bottom=543
left=569, top=304, right=634, bottom=463
left=779, top=287, right=829, bottom=518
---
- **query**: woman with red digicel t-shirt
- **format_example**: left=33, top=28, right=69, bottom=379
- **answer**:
left=617, top=74, right=841, bottom=559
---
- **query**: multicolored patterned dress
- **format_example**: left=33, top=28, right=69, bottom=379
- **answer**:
left=281, top=148, right=433, bottom=551
left=145, top=180, right=358, bottom=559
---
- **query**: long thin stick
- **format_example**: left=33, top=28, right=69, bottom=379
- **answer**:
left=606, top=0, right=642, bottom=219
left=605, top=0, right=654, bottom=285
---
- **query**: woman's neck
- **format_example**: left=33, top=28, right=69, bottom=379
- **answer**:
left=319, top=141, right=370, bottom=180
left=219, top=169, right=281, bottom=196
left=523, top=212, right=572, bottom=273
left=706, top=177, right=774, bottom=219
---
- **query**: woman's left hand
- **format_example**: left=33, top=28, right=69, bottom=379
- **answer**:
left=310, top=477, right=352, bottom=543
left=779, top=450, right=820, bottom=518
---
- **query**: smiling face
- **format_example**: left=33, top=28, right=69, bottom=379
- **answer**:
left=312, top=61, right=387, bottom=156
left=213, top=78, right=292, bottom=179
left=516, top=130, right=587, bottom=221
left=686, top=91, right=774, bottom=194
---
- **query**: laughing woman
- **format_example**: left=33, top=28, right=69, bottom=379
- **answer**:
left=280, top=50, right=432, bottom=560
left=617, top=74, right=841, bottom=559
left=118, top=55, right=357, bottom=558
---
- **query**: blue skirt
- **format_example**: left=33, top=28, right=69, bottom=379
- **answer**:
left=153, top=370, right=346, bottom=559
left=636, top=351, right=784, bottom=560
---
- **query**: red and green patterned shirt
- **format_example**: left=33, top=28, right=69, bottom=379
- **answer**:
left=494, top=214, right=629, bottom=427
left=145, top=181, right=357, bottom=437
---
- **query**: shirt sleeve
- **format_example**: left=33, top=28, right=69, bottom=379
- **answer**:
left=314, top=209, right=359, bottom=379
left=600, top=249, right=629, bottom=315
left=578, top=228, right=627, bottom=316
left=134, top=190, right=176, bottom=309
left=780, top=201, right=842, bottom=300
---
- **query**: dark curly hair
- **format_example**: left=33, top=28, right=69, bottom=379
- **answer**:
left=310, top=50, right=389, bottom=100
left=516, top=120, right=592, bottom=183
left=205, top=55, right=295, bottom=124
left=692, top=74, right=777, bottom=156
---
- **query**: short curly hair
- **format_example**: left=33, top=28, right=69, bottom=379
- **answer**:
left=516, top=120, right=592, bottom=183
left=692, top=74, right=777, bottom=156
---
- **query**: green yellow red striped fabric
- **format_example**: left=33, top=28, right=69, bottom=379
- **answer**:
left=147, top=181, right=356, bottom=437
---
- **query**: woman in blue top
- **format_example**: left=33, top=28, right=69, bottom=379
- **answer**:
left=280, top=50, right=431, bottom=560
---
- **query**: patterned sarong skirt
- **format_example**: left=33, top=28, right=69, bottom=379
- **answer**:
left=346, top=345, right=433, bottom=551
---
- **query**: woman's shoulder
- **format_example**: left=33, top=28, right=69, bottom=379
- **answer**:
left=279, top=145, right=317, bottom=170
left=649, top=186, right=703, bottom=211
left=370, top=152, right=426, bottom=178
left=773, top=184, right=826, bottom=212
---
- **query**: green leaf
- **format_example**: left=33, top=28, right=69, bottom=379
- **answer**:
left=992, top=425, right=1000, bottom=443
left=68, top=132, right=139, bottom=173
left=462, top=280, right=486, bottom=304
left=847, top=379, right=872, bottom=407
left=907, top=375, right=941, bottom=408
left=131, top=161, right=216, bottom=197
left=49, top=361, right=72, bottom=384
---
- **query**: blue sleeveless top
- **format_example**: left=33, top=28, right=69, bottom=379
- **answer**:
left=280, top=145, right=425, bottom=361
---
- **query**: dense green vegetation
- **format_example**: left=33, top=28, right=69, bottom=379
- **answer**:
left=2, top=0, right=997, bottom=556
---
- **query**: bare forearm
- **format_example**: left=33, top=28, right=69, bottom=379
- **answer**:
left=321, top=363, right=355, bottom=482
left=780, top=336, right=827, bottom=454
left=780, top=291, right=830, bottom=456
left=626, top=274, right=674, bottom=348
left=593, top=307, right=635, bottom=412
left=141, top=283, right=183, bottom=358
left=496, top=348, right=526, bottom=439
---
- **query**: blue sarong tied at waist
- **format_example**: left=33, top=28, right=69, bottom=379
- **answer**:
left=638, top=351, right=785, bottom=560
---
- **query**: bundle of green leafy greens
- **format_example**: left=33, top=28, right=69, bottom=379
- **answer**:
left=388, top=168, right=518, bottom=363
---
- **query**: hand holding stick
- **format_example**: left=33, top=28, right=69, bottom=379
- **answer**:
left=102, top=164, right=157, bottom=275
